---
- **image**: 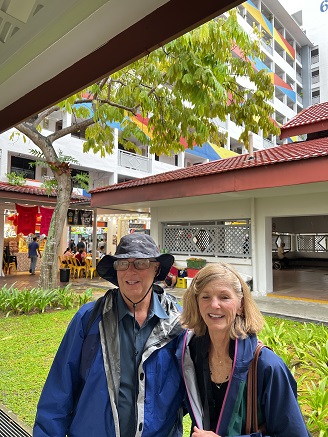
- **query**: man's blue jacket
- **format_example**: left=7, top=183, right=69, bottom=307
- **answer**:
left=34, top=289, right=185, bottom=437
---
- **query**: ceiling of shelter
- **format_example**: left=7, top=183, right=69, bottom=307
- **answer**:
left=0, top=0, right=241, bottom=133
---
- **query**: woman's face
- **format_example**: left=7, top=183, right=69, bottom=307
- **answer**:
left=197, top=279, right=242, bottom=334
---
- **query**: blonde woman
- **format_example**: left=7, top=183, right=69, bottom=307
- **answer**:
left=180, top=263, right=310, bottom=437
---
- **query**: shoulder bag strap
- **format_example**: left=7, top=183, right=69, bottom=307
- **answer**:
left=245, top=341, right=266, bottom=434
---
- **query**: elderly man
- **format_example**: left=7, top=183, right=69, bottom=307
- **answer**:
left=34, top=234, right=185, bottom=437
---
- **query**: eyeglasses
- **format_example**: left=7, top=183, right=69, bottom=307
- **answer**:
left=113, top=259, right=157, bottom=271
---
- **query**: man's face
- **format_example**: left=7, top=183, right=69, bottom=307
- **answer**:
left=116, top=258, right=159, bottom=302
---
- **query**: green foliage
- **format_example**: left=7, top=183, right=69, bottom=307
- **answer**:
left=0, top=284, right=93, bottom=315
left=0, top=310, right=326, bottom=436
left=72, top=172, right=89, bottom=190
left=41, top=178, right=58, bottom=195
left=57, top=8, right=278, bottom=158
left=259, top=318, right=328, bottom=436
left=5, top=171, right=26, bottom=186
left=300, top=377, right=328, bottom=437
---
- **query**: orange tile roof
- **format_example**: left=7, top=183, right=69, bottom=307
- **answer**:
left=282, top=102, right=328, bottom=129
left=0, top=182, right=90, bottom=203
left=90, top=137, right=328, bottom=193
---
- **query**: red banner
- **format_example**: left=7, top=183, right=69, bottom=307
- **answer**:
left=40, top=206, right=54, bottom=236
left=15, top=204, right=38, bottom=235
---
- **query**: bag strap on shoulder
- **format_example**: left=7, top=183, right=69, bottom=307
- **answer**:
left=245, top=341, right=266, bottom=434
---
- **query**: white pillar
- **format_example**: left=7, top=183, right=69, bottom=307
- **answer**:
left=92, top=209, right=97, bottom=265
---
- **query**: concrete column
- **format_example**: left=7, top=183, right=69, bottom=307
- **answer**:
left=92, top=209, right=97, bottom=265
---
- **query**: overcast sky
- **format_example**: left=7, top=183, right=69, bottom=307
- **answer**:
left=279, top=0, right=305, bottom=14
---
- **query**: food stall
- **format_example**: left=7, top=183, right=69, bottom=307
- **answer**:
left=3, top=205, right=52, bottom=272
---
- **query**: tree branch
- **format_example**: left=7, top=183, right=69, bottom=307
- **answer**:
left=32, top=106, right=61, bottom=128
left=97, top=99, right=137, bottom=114
left=48, top=118, right=95, bottom=142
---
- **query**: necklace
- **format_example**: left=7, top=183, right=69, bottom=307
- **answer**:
left=210, top=370, right=229, bottom=389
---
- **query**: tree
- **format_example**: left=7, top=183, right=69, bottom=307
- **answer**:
left=15, top=8, right=279, bottom=289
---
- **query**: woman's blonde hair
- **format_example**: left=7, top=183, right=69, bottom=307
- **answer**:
left=181, top=262, right=264, bottom=338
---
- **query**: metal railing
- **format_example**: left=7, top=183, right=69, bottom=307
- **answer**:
left=261, top=39, right=273, bottom=55
left=118, top=150, right=152, bottom=172
left=297, top=234, right=328, bottom=252
left=311, top=55, right=319, bottom=64
left=297, top=94, right=303, bottom=104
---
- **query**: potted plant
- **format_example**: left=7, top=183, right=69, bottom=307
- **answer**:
left=186, top=257, right=206, bottom=269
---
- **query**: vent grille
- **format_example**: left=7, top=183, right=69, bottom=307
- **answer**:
left=0, top=409, right=32, bottom=437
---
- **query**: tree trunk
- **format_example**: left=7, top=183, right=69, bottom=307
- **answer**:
left=38, top=172, right=72, bottom=290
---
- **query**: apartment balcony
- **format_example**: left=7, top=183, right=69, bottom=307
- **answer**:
left=263, top=138, right=274, bottom=149
left=311, top=55, right=319, bottom=65
left=312, top=75, right=320, bottom=84
left=296, top=72, right=302, bottom=83
left=297, top=94, right=303, bottom=105
left=118, top=149, right=152, bottom=173
left=261, top=39, right=273, bottom=55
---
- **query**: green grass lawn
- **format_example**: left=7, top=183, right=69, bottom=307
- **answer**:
left=0, top=310, right=327, bottom=436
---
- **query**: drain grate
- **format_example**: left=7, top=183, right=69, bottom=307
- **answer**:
left=0, top=409, right=32, bottom=437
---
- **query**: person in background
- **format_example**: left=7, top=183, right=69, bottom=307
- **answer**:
left=69, top=239, right=76, bottom=253
left=180, top=262, right=310, bottom=437
left=63, top=248, right=74, bottom=265
left=277, top=241, right=289, bottom=268
left=99, top=245, right=106, bottom=259
left=161, top=264, right=178, bottom=288
left=74, top=248, right=86, bottom=265
left=77, top=237, right=86, bottom=252
left=28, top=236, right=42, bottom=275
left=33, top=234, right=185, bottom=436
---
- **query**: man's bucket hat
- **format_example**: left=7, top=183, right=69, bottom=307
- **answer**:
left=96, top=233, right=174, bottom=286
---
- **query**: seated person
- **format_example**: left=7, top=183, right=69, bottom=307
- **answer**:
left=277, top=242, right=289, bottom=268
left=63, top=248, right=74, bottom=257
left=62, top=248, right=73, bottom=265
left=157, top=265, right=178, bottom=288
left=99, top=246, right=106, bottom=259
left=74, top=248, right=86, bottom=265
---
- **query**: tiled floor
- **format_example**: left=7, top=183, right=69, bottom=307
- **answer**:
left=272, top=267, right=328, bottom=302
left=1, top=267, right=328, bottom=302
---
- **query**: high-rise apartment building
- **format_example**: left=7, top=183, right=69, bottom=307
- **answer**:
left=284, top=0, right=328, bottom=105
left=226, top=0, right=313, bottom=154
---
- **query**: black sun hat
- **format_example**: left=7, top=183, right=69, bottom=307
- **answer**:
left=96, top=233, right=174, bottom=286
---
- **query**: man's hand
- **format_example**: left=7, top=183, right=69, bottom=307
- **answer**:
left=191, top=426, right=220, bottom=436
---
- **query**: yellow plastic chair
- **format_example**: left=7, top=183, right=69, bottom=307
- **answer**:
left=85, top=257, right=97, bottom=279
left=58, top=255, right=67, bottom=269
left=71, top=257, right=87, bottom=278
left=65, top=258, right=76, bottom=277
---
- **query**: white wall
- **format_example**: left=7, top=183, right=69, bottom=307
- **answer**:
left=150, top=191, right=327, bottom=295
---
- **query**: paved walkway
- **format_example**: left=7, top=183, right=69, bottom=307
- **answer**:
left=1, top=271, right=327, bottom=325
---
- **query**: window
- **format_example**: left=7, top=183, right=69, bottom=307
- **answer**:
left=311, top=48, right=319, bottom=64
left=312, top=69, right=320, bottom=84
left=10, top=156, right=36, bottom=179
left=312, top=89, right=320, bottom=104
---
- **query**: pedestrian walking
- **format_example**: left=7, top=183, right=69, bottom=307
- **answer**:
left=28, top=236, right=42, bottom=275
